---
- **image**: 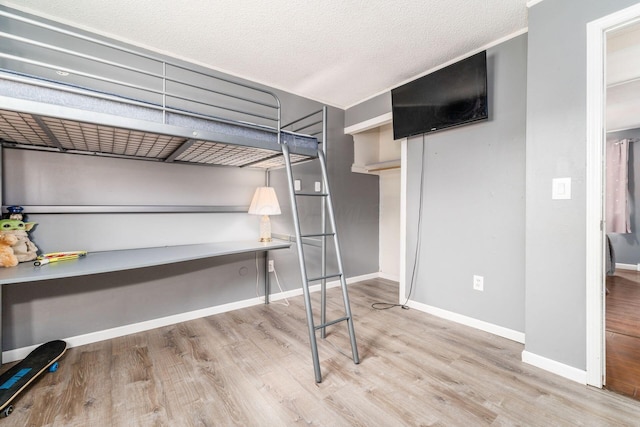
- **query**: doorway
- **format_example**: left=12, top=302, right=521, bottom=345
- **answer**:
left=586, top=3, right=640, bottom=389
left=603, top=19, right=640, bottom=399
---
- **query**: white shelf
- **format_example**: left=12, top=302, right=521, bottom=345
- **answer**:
left=364, top=159, right=401, bottom=172
left=348, top=121, right=401, bottom=175
left=0, top=240, right=291, bottom=285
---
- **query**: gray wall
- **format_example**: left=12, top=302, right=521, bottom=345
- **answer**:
left=606, top=129, right=640, bottom=265
left=1, top=7, right=379, bottom=351
left=344, top=0, right=640, bottom=376
left=268, top=106, right=379, bottom=288
left=407, top=34, right=527, bottom=332
left=345, top=92, right=391, bottom=128
left=346, top=34, right=527, bottom=333
left=3, top=148, right=271, bottom=349
left=525, top=0, right=640, bottom=369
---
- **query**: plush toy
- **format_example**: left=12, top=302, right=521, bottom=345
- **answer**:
left=0, top=219, right=38, bottom=262
left=0, top=234, right=18, bottom=267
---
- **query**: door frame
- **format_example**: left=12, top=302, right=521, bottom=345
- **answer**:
left=586, top=2, right=640, bottom=388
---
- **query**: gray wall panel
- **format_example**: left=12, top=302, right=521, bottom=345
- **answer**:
left=4, top=149, right=264, bottom=207
left=525, top=0, right=640, bottom=369
left=3, top=253, right=259, bottom=349
left=407, top=34, right=527, bottom=332
left=268, top=105, right=379, bottom=286
left=5, top=149, right=263, bottom=252
left=327, top=106, right=380, bottom=277
left=345, top=92, right=391, bottom=128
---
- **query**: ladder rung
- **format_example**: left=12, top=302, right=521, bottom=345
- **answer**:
left=315, top=316, right=350, bottom=330
left=295, top=192, right=328, bottom=197
left=301, top=233, right=335, bottom=238
left=307, top=273, right=342, bottom=282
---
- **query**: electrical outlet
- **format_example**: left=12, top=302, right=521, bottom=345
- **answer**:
left=315, top=181, right=322, bottom=192
left=268, top=260, right=275, bottom=272
left=294, top=180, right=301, bottom=191
left=473, top=275, right=484, bottom=291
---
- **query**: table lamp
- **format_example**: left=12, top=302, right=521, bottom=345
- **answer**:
left=248, top=187, right=281, bottom=242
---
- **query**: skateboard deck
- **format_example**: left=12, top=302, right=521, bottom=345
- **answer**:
left=0, top=340, right=66, bottom=417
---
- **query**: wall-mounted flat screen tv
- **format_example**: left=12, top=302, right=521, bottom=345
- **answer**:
left=391, top=51, right=488, bottom=140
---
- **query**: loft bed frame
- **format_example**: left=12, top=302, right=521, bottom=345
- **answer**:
left=0, top=8, right=360, bottom=385
left=0, top=7, right=325, bottom=291
left=0, top=8, right=322, bottom=178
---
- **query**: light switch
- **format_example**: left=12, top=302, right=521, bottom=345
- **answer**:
left=552, top=177, right=571, bottom=200
left=294, top=179, right=301, bottom=191
left=314, top=181, right=322, bottom=192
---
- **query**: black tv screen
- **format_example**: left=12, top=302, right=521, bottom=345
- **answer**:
left=391, top=51, right=488, bottom=140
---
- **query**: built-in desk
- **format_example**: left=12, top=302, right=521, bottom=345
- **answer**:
left=0, top=240, right=291, bottom=362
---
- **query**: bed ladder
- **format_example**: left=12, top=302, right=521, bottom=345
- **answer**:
left=281, top=143, right=360, bottom=383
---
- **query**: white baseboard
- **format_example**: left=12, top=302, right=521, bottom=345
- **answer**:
left=378, top=272, right=400, bottom=282
left=521, top=350, right=587, bottom=384
left=406, top=299, right=526, bottom=344
left=378, top=293, right=587, bottom=387
left=615, top=262, right=638, bottom=271
left=345, top=272, right=380, bottom=284
left=526, top=0, right=545, bottom=8
left=266, top=271, right=380, bottom=305
left=2, top=296, right=266, bottom=362
left=2, top=271, right=381, bottom=363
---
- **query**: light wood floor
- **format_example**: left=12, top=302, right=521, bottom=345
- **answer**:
left=606, top=269, right=640, bottom=399
left=3, top=278, right=640, bottom=426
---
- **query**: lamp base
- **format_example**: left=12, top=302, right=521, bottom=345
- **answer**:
left=259, top=215, right=272, bottom=242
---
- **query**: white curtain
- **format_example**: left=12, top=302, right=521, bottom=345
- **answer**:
left=606, top=138, right=630, bottom=234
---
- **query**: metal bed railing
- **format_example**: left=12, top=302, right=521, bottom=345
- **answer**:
left=282, top=108, right=326, bottom=147
left=0, top=8, right=282, bottom=137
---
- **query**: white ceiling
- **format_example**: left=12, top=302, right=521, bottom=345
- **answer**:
left=2, top=0, right=529, bottom=109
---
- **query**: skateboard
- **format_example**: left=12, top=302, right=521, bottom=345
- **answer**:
left=0, top=340, right=67, bottom=418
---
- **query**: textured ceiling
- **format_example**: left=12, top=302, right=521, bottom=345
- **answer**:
left=2, top=0, right=529, bottom=109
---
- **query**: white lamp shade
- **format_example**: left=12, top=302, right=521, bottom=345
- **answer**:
left=248, top=187, right=281, bottom=216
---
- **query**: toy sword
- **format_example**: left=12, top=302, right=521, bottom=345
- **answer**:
left=34, top=251, right=87, bottom=266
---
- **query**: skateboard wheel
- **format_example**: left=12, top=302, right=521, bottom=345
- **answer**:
left=1, top=405, right=13, bottom=417
left=48, top=362, right=59, bottom=372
